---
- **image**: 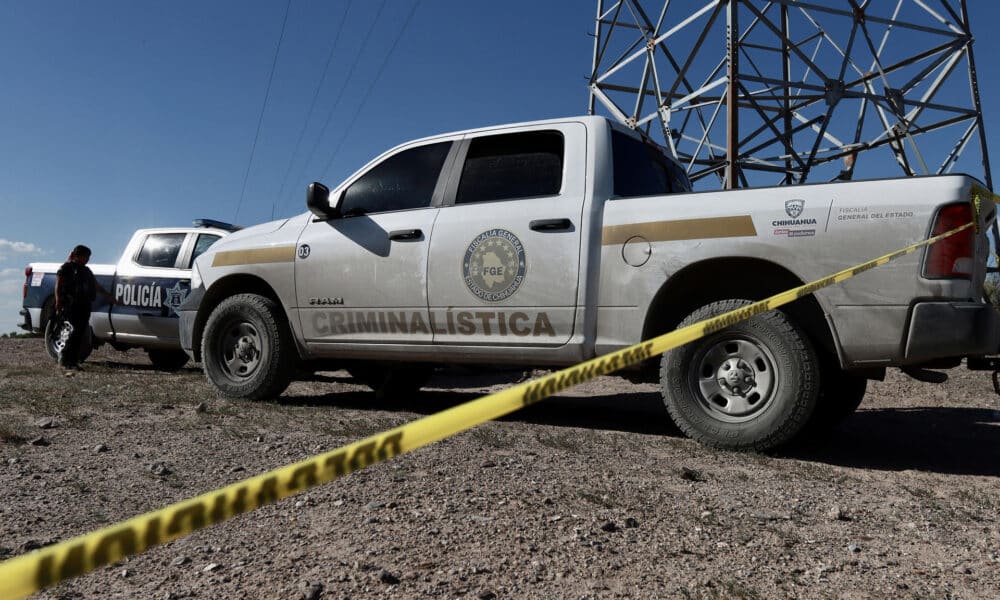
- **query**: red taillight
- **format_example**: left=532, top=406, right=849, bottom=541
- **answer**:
left=23, top=266, right=31, bottom=298
left=924, top=203, right=974, bottom=278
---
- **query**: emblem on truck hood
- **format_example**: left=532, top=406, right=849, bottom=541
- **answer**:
left=785, top=199, right=805, bottom=218
left=463, top=229, right=526, bottom=302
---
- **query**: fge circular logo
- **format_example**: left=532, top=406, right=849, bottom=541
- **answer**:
left=463, top=229, right=526, bottom=302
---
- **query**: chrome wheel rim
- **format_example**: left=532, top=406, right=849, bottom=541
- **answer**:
left=689, top=335, right=778, bottom=423
left=216, top=320, right=264, bottom=381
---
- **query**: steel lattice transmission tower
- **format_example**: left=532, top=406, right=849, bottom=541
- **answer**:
left=588, top=0, right=993, bottom=191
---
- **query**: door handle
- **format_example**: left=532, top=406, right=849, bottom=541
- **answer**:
left=389, top=228, right=423, bottom=241
left=529, top=218, right=573, bottom=232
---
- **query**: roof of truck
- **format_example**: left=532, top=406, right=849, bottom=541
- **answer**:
left=397, top=115, right=613, bottom=147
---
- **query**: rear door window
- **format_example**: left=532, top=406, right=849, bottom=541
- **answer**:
left=667, top=159, right=692, bottom=192
left=134, top=233, right=186, bottom=269
left=455, top=131, right=564, bottom=204
left=612, top=130, right=684, bottom=198
left=188, top=234, right=222, bottom=268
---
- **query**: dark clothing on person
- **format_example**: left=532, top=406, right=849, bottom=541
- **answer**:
left=56, top=261, right=97, bottom=367
left=56, top=261, right=97, bottom=316
left=60, top=312, right=91, bottom=369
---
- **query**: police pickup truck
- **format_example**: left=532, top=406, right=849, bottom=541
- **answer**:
left=178, top=116, right=999, bottom=450
left=20, top=221, right=233, bottom=369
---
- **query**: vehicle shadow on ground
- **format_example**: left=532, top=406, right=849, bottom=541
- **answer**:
left=791, top=407, right=1000, bottom=477
left=291, top=377, right=1000, bottom=476
left=216, top=367, right=1000, bottom=476
left=509, top=392, right=678, bottom=436
left=92, top=360, right=201, bottom=374
left=287, top=370, right=681, bottom=437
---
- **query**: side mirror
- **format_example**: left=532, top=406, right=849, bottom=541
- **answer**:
left=306, top=182, right=340, bottom=219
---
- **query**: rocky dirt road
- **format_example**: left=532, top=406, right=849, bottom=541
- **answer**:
left=1, top=337, right=999, bottom=599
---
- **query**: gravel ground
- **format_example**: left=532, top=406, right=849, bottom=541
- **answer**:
left=1, top=337, right=999, bottom=599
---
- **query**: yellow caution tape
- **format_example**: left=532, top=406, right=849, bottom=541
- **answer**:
left=0, top=199, right=991, bottom=599
left=972, top=184, right=1000, bottom=234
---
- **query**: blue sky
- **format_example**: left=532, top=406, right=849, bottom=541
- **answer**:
left=1, top=1, right=998, bottom=334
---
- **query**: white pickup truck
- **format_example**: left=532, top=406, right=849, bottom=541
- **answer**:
left=20, top=221, right=232, bottom=369
left=178, top=116, right=999, bottom=450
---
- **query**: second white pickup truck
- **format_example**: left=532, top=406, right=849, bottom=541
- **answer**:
left=178, top=116, right=999, bottom=450
left=21, top=221, right=232, bottom=369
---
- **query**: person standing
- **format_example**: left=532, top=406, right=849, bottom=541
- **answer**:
left=54, top=245, right=114, bottom=370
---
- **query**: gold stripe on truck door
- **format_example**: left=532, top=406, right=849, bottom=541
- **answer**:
left=211, top=245, right=297, bottom=267
left=602, top=215, right=757, bottom=245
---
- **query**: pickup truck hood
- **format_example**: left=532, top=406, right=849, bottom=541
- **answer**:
left=209, top=217, right=291, bottom=252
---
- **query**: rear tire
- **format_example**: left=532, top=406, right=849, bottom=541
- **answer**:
left=201, top=294, right=295, bottom=400
left=660, top=299, right=820, bottom=451
left=45, top=318, right=92, bottom=364
left=147, top=348, right=190, bottom=371
left=44, top=317, right=64, bottom=362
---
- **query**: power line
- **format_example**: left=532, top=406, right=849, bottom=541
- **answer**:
left=321, top=0, right=420, bottom=178
left=270, top=0, right=355, bottom=220
left=233, top=0, right=292, bottom=225
left=290, top=0, right=387, bottom=202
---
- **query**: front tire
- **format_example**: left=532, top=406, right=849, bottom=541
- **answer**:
left=201, top=294, right=295, bottom=400
left=660, top=299, right=820, bottom=451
